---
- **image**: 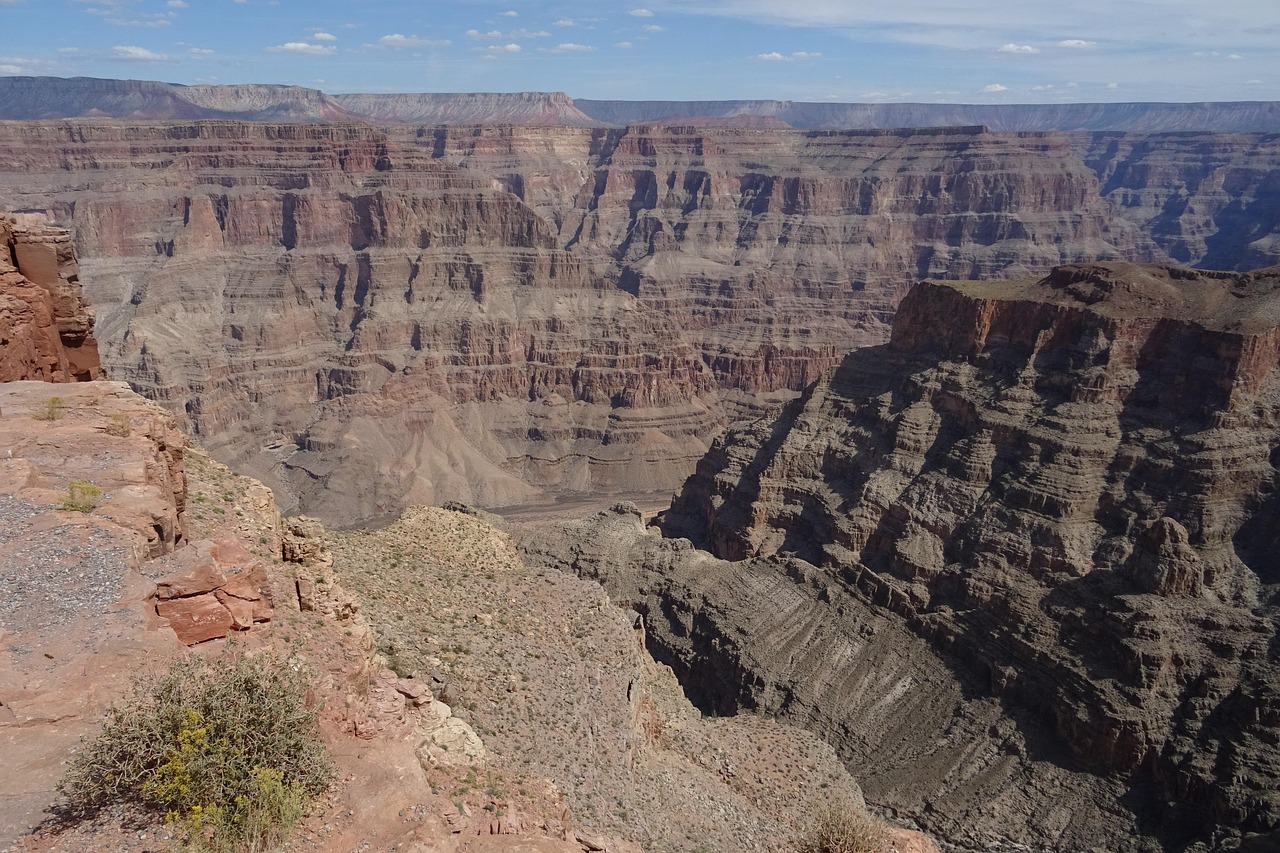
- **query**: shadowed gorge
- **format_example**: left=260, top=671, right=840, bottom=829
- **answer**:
left=571, top=262, right=1280, bottom=851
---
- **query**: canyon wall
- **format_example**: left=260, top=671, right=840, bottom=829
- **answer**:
left=651, top=262, right=1280, bottom=849
left=0, top=121, right=1277, bottom=521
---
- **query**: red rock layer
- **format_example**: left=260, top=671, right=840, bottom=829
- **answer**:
left=0, top=122, right=1276, bottom=519
left=0, top=215, right=100, bottom=382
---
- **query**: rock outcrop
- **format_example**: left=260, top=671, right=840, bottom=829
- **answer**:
left=0, top=123, right=1277, bottom=523
left=646, top=262, right=1280, bottom=850
left=0, top=214, right=101, bottom=383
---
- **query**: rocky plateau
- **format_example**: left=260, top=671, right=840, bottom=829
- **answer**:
left=0, top=120, right=1277, bottom=523
left=516, top=262, right=1280, bottom=851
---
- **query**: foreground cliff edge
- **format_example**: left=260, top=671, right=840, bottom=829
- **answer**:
left=0, top=378, right=938, bottom=852
left=526, top=262, right=1280, bottom=851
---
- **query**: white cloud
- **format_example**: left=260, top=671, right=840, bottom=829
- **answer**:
left=108, top=45, right=170, bottom=61
left=1057, top=39, right=1094, bottom=48
left=755, top=50, right=822, bottom=61
left=614, top=41, right=633, bottom=49
left=550, top=42, right=596, bottom=52
left=1228, top=53, right=1242, bottom=60
left=268, top=41, right=336, bottom=55
left=981, top=83, right=1007, bottom=92
left=312, top=32, right=336, bottom=42
left=166, top=0, right=188, bottom=7
left=0, top=64, right=24, bottom=74
left=378, top=33, right=447, bottom=48
left=485, top=43, right=522, bottom=53
left=999, top=43, right=1038, bottom=54
left=189, top=47, right=215, bottom=56
left=555, top=18, right=575, bottom=26
left=511, top=29, right=550, bottom=38
left=1106, top=82, right=1119, bottom=88
left=467, top=29, right=503, bottom=40
left=629, top=8, right=654, bottom=16
left=501, top=9, right=517, bottom=16
left=1246, top=79, right=1263, bottom=84
left=642, top=24, right=664, bottom=32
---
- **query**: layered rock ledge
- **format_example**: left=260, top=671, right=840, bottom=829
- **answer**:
left=610, top=262, right=1280, bottom=850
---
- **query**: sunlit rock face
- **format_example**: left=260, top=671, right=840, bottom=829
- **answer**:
left=0, top=121, right=1276, bottom=523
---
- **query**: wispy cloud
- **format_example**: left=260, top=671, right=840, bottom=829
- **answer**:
left=268, top=41, right=336, bottom=56
left=467, top=29, right=503, bottom=40
left=998, top=43, right=1038, bottom=54
left=754, top=50, right=822, bottom=61
left=981, top=83, right=1007, bottom=92
left=1057, top=39, right=1095, bottom=48
left=549, top=43, right=596, bottom=52
left=642, top=24, right=664, bottom=32
left=630, top=8, right=654, bottom=16
left=108, top=45, right=170, bottom=61
left=555, top=18, right=575, bottom=26
left=378, top=34, right=448, bottom=48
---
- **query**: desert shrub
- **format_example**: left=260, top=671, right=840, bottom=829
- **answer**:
left=57, top=652, right=332, bottom=852
left=32, top=395, right=66, bottom=421
left=799, top=802, right=892, bottom=853
left=105, top=411, right=132, bottom=437
left=59, top=479, right=102, bottom=513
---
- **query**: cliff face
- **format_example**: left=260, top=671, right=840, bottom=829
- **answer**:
left=659, top=262, right=1280, bottom=848
left=0, top=215, right=101, bottom=383
left=0, top=121, right=1277, bottom=521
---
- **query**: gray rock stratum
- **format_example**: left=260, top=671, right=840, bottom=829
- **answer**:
left=523, top=263, right=1280, bottom=851
left=0, top=121, right=1278, bottom=523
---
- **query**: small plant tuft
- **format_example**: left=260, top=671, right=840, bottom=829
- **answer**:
left=32, top=395, right=66, bottom=421
left=57, top=652, right=332, bottom=852
left=59, top=480, right=102, bottom=513
left=799, top=802, right=893, bottom=853
left=105, top=411, right=133, bottom=437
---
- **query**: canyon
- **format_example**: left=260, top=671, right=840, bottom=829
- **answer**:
left=0, top=119, right=1277, bottom=522
left=518, top=262, right=1280, bottom=851
left=1, top=77, right=1279, bottom=853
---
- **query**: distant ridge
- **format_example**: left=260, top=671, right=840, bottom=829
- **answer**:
left=2, top=76, right=1280, bottom=132
left=574, top=98, right=1280, bottom=132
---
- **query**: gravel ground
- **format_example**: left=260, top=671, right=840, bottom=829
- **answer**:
left=0, top=495, right=132, bottom=634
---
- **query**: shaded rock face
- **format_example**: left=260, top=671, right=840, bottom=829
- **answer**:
left=0, top=122, right=1277, bottom=522
left=658, top=263, right=1280, bottom=848
left=0, top=214, right=101, bottom=382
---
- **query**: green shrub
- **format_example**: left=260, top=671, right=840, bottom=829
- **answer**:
left=59, top=480, right=102, bottom=513
left=799, top=802, right=892, bottom=853
left=57, top=652, right=332, bottom=852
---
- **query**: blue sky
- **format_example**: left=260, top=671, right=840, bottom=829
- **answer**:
left=2, top=0, right=1277, bottom=103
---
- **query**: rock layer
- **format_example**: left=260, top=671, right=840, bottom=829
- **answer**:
left=0, top=123, right=1277, bottom=521
left=657, top=262, right=1280, bottom=849
left=0, top=215, right=101, bottom=383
